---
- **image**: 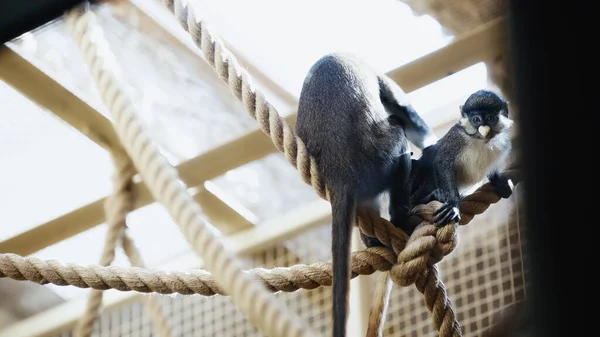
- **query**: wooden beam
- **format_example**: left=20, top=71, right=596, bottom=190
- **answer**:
left=0, top=46, right=123, bottom=153
left=192, top=185, right=255, bottom=235
left=0, top=199, right=332, bottom=337
left=0, top=15, right=502, bottom=255
left=0, top=44, right=296, bottom=255
left=0, top=168, right=269, bottom=256
left=387, top=17, right=505, bottom=92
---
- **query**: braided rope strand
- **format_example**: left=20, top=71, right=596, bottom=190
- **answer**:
left=415, top=265, right=462, bottom=337
left=0, top=174, right=519, bottom=296
left=74, top=155, right=135, bottom=337
left=0, top=248, right=396, bottom=295
left=64, top=6, right=313, bottom=337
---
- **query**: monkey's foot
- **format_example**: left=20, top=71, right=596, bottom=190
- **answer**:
left=433, top=203, right=460, bottom=227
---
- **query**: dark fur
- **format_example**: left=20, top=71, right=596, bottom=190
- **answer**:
left=295, top=53, right=435, bottom=337
left=390, top=90, right=514, bottom=235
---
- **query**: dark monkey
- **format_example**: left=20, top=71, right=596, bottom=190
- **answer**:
left=295, top=53, right=437, bottom=337
left=390, top=89, right=515, bottom=235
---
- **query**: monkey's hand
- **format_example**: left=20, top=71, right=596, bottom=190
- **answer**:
left=433, top=202, right=461, bottom=227
left=488, top=171, right=514, bottom=199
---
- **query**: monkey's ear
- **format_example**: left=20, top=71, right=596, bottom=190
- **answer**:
left=459, top=105, right=466, bottom=116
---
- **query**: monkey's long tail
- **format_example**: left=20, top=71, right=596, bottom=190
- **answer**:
left=331, top=187, right=355, bottom=337
left=366, top=272, right=393, bottom=337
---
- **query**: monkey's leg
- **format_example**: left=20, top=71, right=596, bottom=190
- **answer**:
left=359, top=197, right=387, bottom=247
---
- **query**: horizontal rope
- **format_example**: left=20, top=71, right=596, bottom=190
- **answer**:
left=0, top=169, right=519, bottom=296
left=0, top=247, right=395, bottom=295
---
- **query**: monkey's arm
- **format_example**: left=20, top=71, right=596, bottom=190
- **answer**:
left=487, top=169, right=514, bottom=199
left=377, top=74, right=438, bottom=150
left=413, top=150, right=461, bottom=227
left=430, top=159, right=462, bottom=227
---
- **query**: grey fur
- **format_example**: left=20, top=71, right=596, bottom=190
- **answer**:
left=392, top=89, right=514, bottom=235
left=295, top=53, right=436, bottom=337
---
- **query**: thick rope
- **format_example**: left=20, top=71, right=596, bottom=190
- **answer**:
left=0, top=176, right=518, bottom=336
left=0, top=247, right=396, bottom=295
left=160, top=0, right=327, bottom=200
left=74, top=155, right=135, bottom=337
left=75, top=154, right=175, bottom=337
left=415, top=266, right=462, bottom=337
left=64, top=6, right=313, bottom=337
left=391, top=168, right=521, bottom=288
left=0, top=171, right=518, bottom=293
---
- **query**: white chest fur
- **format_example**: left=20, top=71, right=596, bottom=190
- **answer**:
left=455, top=133, right=511, bottom=191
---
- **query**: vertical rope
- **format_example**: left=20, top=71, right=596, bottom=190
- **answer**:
left=415, top=265, right=462, bottom=337
left=74, top=153, right=176, bottom=337
left=74, top=154, right=135, bottom=337
left=64, top=5, right=314, bottom=337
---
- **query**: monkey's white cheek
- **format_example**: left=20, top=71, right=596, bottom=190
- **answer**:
left=499, top=115, right=514, bottom=129
left=478, top=125, right=491, bottom=137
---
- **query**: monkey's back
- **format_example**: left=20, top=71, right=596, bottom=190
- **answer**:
left=296, top=53, right=406, bottom=199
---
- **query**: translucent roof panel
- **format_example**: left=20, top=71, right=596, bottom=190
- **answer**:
left=209, top=153, right=320, bottom=222
left=182, top=0, right=453, bottom=97
left=10, top=5, right=262, bottom=167
left=0, top=81, right=114, bottom=241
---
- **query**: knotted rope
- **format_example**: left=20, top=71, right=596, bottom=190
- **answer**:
left=0, top=169, right=518, bottom=337
left=64, top=5, right=313, bottom=337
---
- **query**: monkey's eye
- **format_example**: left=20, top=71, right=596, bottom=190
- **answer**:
left=486, top=115, right=498, bottom=123
left=471, top=116, right=481, bottom=124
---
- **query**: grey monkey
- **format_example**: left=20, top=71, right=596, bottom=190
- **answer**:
left=295, top=53, right=437, bottom=337
left=390, top=89, right=515, bottom=235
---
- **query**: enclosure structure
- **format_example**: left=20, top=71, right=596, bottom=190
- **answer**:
left=0, top=1, right=529, bottom=337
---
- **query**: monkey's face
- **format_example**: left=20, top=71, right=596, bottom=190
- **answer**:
left=460, top=109, right=513, bottom=141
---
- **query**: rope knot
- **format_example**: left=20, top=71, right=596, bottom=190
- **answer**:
left=355, top=206, right=408, bottom=255
left=389, top=201, right=459, bottom=287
